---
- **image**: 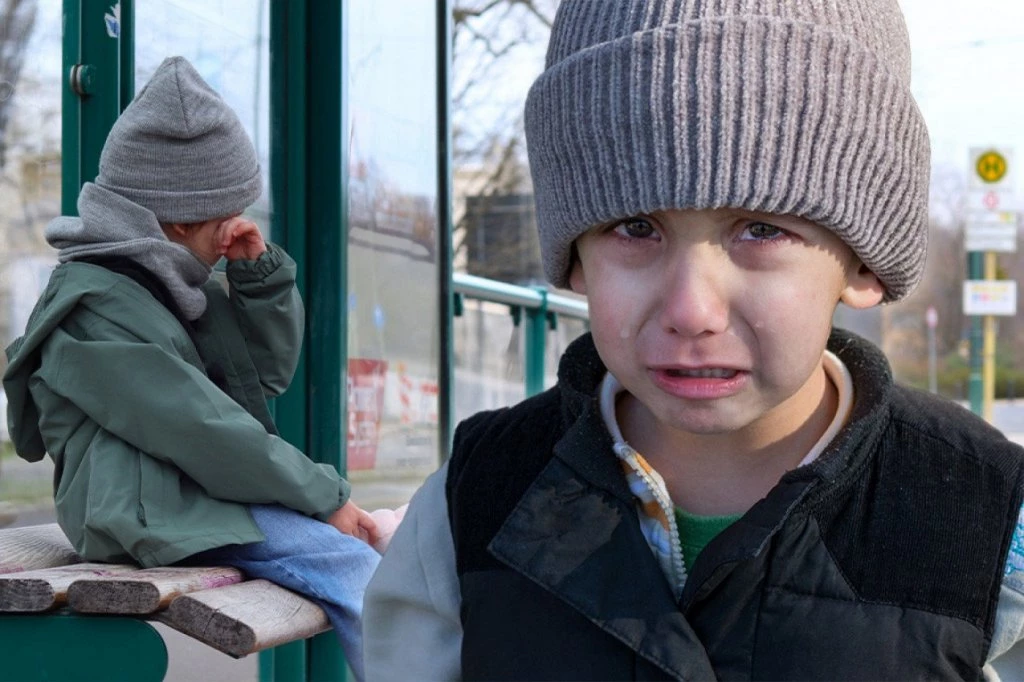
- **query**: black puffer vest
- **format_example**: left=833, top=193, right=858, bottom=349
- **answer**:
left=447, top=330, right=1024, bottom=681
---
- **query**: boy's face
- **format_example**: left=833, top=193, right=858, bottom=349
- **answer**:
left=569, top=208, right=884, bottom=441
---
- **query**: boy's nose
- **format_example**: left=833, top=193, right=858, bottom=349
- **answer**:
left=656, top=254, right=730, bottom=338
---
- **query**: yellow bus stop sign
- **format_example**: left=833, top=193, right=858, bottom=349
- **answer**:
left=976, top=150, right=1008, bottom=184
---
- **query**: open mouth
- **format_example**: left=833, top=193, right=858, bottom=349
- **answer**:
left=664, top=368, right=739, bottom=379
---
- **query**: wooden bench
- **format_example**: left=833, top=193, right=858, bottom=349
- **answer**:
left=0, top=523, right=334, bottom=681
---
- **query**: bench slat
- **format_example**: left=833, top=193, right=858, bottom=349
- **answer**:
left=163, top=579, right=330, bottom=657
left=0, top=524, right=80, bottom=573
left=69, top=566, right=244, bottom=614
left=0, top=564, right=137, bottom=612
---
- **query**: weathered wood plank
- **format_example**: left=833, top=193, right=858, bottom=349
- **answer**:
left=163, top=579, right=330, bottom=657
left=69, top=566, right=244, bottom=615
left=0, top=563, right=137, bottom=612
left=0, top=524, right=79, bottom=573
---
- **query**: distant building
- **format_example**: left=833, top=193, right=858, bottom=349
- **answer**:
left=463, top=193, right=544, bottom=286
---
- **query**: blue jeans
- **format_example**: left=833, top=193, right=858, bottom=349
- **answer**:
left=181, top=504, right=381, bottom=681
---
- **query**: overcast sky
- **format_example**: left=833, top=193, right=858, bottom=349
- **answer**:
left=900, top=0, right=1024, bottom=200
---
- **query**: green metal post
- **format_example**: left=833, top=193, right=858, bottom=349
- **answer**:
left=524, top=288, right=549, bottom=397
left=0, top=614, right=167, bottom=682
left=62, top=0, right=134, bottom=214
left=271, top=642, right=309, bottom=682
left=118, top=1, right=134, bottom=105
left=269, top=0, right=309, bottom=479
left=79, top=0, right=122, bottom=182
left=437, top=0, right=455, bottom=457
left=306, top=0, right=349, bottom=678
left=267, top=1, right=310, bottom=680
left=968, top=251, right=984, bottom=414
left=61, top=0, right=81, bottom=214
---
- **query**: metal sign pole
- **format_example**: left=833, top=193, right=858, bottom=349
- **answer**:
left=983, top=252, right=998, bottom=422
left=967, top=252, right=985, bottom=414
left=964, top=147, right=1017, bottom=419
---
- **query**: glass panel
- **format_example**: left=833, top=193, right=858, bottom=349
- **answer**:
left=453, top=300, right=526, bottom=426
left=345, top=1, right=440, bottom=509
left=0, top=0, right=62, bottom=514
left=134, top=0, right=271, bottom=234
left=451, top=2, right=556, bottom=288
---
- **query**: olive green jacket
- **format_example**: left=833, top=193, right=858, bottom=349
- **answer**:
left=3, top=245, right=350, bottom=567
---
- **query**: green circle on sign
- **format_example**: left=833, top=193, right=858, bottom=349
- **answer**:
left=976, top=151, right=1008, bottom=184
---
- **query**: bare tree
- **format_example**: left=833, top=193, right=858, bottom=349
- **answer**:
left=451, top=0, right=557, bottom=282
left=0, top=0, right=38, bottom=172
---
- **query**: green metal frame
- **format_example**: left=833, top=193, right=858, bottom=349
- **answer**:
left=0, top=614, right=167, bottom=682
left=61, top=0, right=134, bottom=213
left=524, top=287, right=551, bottom=397
left=306, top=0, right=350, bottom=675
left=268, top=0, right=349, bottom=679
left=452, top=274, right=589, bottom=399
left=266, top=5, right=311, bottom=679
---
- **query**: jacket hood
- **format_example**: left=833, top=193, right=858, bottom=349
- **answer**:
left=46, top=183, right=212, bottom=319
left=4, top=264, right=132, bottom=460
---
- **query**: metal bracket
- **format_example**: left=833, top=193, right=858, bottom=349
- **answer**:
left=69, top=64, right=95, bottom=97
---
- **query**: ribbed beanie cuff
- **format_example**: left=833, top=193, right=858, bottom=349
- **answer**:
left=525, top=2, right=930, bottom=301
left=98, top=173, right=262, bottom=225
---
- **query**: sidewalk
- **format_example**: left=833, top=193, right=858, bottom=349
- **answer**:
left=0, top=453, right=54, bottom=529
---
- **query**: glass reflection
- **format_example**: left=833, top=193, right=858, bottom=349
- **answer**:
left=453, top=300, right=526, bottom=427
left=345, top=0, right=440, bottom=507
left=0, top=0, right=61, bottom=510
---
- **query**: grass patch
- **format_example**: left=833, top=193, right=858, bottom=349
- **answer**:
left=0, top=441, right=15, bottom=460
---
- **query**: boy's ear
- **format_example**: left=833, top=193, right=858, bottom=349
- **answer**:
left=568, top=247, right=587, bottom=295
left=161, top=222, right=189, bottom=238
left=840, top=262, right=885, bottom=309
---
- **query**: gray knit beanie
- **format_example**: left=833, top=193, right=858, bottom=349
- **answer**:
left=95, top=55, right=261, bottom=224
left=525, top=0, right=930, bottom=301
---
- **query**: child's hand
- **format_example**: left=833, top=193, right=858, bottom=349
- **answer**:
left=217, top=216, right=267, bottom=261
left=327, top=500, right=380, bottom=546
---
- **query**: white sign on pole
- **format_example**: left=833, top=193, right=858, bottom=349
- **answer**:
left=965, top=223, right=1018, bottom=253
left=963, top=280, right=1017, bottom=316
left=965, top=190, right=1015, bottom=213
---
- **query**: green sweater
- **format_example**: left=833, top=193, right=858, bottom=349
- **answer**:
left=675, top=507, right=742, bottom=572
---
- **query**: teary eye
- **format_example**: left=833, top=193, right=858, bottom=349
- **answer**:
left=613, top=217, right=658, bottom=240
left=739, top=222, right=786, bottom=241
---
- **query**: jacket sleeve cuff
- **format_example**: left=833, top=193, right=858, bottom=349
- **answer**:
left=226, top=242, right=287, bottom=284
left=312, top=478, right=352, bottom=522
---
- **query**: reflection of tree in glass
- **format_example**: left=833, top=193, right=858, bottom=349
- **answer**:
left=0, top=0, right=38, bottom=172
left=348, top=129, right=437, bottom=264
left=452, top=0, right=557, bottom=286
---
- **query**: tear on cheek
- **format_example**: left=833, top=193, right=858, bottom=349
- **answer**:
left=619, top=327, right=631, bottom=339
